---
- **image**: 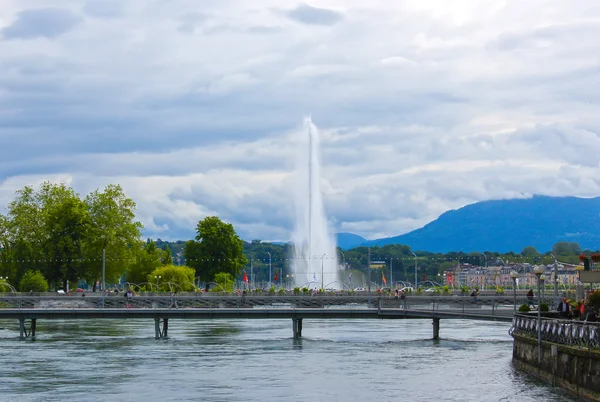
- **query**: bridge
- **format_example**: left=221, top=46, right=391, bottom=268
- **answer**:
left=0, top=294, right=526, bottom=340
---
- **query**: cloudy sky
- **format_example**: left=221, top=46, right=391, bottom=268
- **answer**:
left=1, top=0, right=599, bottom=242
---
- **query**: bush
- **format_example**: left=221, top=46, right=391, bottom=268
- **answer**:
left=539, top=303, right=549, bottom=312
left=496, top=286, right=505, bottom=295
left=302, top=287, right=309, bottom=294
left=442, top=286, right=450, bottom=294
left=589, top=290, right=600, bottom=310
left=278, top=288, right=286, bottom=295
left=19, top=270, right=49, bottom=292
left=461, top=286, right=469, bottom=294
left=293, top=287, right=300, bottom=294
left=148, top=265, right=196, bottom=292
left=518, top=304, right=531, bottom=312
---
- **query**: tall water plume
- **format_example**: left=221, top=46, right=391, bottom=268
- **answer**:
left=291, top=117, right=340, bottom=289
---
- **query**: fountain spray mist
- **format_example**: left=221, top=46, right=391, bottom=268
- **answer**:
left=291, top=116, right=340, bottom=289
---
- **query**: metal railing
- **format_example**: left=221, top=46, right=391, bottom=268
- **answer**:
left=0, top=294, right=525, bottom=314
left=509, top=313, right=600, bottom=349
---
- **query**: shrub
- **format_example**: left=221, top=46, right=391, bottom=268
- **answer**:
left=442, top=286, right=450, bottom=294
left=518, top=304, right=531, bottom=312
left=539, top=303, right=549, bottom=312
left=302, top=287, right=309, bottom=293
left=278, top=288, right=286, bottom=295
left=19, top=270, right=49, bottom=293
left=589, top=290, right=600, bottom=310
left=496, top=286, right=505, bottom=295
left=293, top=287, right=300, bottom=294
left=268, top=286, right=276, bottom=295
left=460, top=286, right=469, bottom=294
left=148, top=265, right=196, bottom=292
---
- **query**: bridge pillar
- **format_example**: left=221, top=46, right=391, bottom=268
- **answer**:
left=155, top=318, right=169, bottom=339
left=432, top=318, right=440, bottom=340
left=292, top=318, right=303, bottom=339
left=18, top=318, right=37, bottom=339
left=19, top=318, right=24, bottom=339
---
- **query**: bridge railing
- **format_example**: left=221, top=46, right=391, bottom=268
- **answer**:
left=509, top=313, right=600, bottom=349
left=0, top=295, right=527, bottom=314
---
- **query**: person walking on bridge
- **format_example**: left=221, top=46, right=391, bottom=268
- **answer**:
left=169, top=292, right=179, bottom=309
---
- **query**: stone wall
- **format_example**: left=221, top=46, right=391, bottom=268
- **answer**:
left=512, top=334, right=600, bottom=401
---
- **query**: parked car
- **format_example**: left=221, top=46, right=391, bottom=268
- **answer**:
left=354, top=287, right=366, bottom=292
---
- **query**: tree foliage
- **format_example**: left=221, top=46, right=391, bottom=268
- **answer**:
left=0, top=182, right=143, bottom=290
left=184, top=216, right=247, bottom=282
left=127, top=240, right=163, bottom=285
left=147, top=265, right=195, bottom=292
left=19, top=270, right=49, bottom=292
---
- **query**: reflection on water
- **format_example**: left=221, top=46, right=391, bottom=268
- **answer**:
left=0, top=319, right=574, bottom=401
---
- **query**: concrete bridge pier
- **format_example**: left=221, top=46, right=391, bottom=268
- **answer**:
left=432, top=318, right=440, bottom=340
left=292, top=318, right=303, bottom=339
left=155, top=318, right=168, bottom=339
left=19, top=318, right=37, bottom=339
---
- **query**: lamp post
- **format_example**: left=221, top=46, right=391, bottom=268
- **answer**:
left=533, top=265, right=545, bottom=363
left=551, top=254, right=559, bottom=309
left=411, top=251, right=417, bottom=290
left=321, top=254, right=326, bottom=290
left=340, top=251, right=345, bottom=270
left=154, top=275, right=161, bottom=291
left=267, top=252, right=272, bottom=288
left=510, top=270, right=519, bottom=312
left=481, top=252, right=487, bottom=269
left=540, top=274, right=546, bottom=304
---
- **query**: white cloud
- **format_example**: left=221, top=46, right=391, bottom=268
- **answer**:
left=1, top=0, right=600, bottom=242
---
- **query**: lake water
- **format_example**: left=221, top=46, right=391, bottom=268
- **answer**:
left=0, top=318, right=573, bottom=401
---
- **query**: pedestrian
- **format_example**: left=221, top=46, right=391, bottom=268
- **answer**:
left=169, top=292, right=178, bottom=309
left=527, top=288, right=534, bottom=307
left=557, top=297, right=569, bottom=318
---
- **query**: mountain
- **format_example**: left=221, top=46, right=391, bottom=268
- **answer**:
left=336, top=232, right=368, bottom=250
left=363, top=195, right=600, bottom=253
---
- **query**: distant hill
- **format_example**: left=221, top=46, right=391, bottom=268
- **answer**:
left=363, top=195, right=600, bottom=253
left=336, top=232, right=367, bottom=250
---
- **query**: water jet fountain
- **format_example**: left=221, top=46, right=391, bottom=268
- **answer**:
left=291, top=117, right=340, bottom=289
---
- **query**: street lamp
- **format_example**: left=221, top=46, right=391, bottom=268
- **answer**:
left=533, top=265, right=545, bottom=363
left=540, top=274, right=546, bottom=304
left=481, top=252, right=487, bottom=269
left=411, top=251, right=417, bottom=290
left=510, top=270, right=519, bottom=312
left=321, top=254, right=326, bottom=290
left=154, top=275, right=162, bottom=291
left=340, top=251, right=345, bottom=270
left=551, top=254, right=559, bottom=309
left=267, top=252, right=272, bottom=288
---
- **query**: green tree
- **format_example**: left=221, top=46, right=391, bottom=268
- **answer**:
left=184, top=216, right=247, bottom=282
left=127, top=240, right=162, bottom=285
left=521, top=246, right=539, bottom=257
left=162, top=245, right=173, bottom=265
left=19, top=270, right=49, bottom=292
left=213, top=272, right=234, bottom=292
left=147, top=265, right=195, bottom=292
left=41, top=183, right=89, bottom=289
left=84, top=184, right=143, bottom=290
left=552, top=242, right=581, bottom=257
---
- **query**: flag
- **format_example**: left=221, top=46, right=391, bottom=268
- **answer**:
left=382, top=271, right=387, bottom=285
left=422, top=274, right=427, bottom=281
left=243, top=271, right=248, bottom=283
left=349, top=271, right=353, bottom=281
left=448, top=273, right=453, bottom=285
left=274, top=271, right=279, bottom=281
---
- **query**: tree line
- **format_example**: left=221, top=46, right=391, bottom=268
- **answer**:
left=1, top=182, right=597, bottom=292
